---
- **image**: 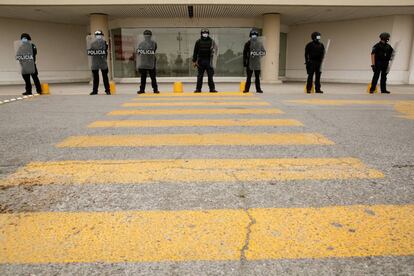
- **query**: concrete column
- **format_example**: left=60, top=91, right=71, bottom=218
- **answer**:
left=389, top=15, right=414, bottom=84
left=262, top=13, right=281, bottom=83
left=409, top=16, right=414, bottom=85
left=90, top=13, right=112, bottom=80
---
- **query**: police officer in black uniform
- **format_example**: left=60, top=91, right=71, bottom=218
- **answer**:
left=370, top=32, right=394, bottom=94
left=305, top=32, right=325, bottom=94
left=20, top=33, right=42, bottom=96
left=192, top=29, right=218, bottom=93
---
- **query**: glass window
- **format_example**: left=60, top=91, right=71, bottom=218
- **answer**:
left=111, top=28, right=287, bottom=78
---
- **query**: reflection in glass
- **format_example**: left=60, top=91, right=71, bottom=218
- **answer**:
left=111, top=28, right=286, bottom=78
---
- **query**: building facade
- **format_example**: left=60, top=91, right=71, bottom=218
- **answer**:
left=1, top=1, right=414, bottom=85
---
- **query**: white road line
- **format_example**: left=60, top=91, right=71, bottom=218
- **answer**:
left=0, top=94, right=42, bottom=106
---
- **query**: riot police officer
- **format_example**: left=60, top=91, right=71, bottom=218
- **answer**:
left=18, top=33, right=42, bottom=95
left=243, top=29, right=266, bottom=93
left=305, top=32, right=325, bottom=94
left=88, top=30, right=110, bottom=95
left=192, top=29, right=218, bottom=93
left=370, top=32, right=394, bottom=94
left=136, top=30, right=159, bottom=94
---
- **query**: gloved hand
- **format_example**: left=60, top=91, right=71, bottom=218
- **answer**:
left=371, top=65, right=376, bottom=72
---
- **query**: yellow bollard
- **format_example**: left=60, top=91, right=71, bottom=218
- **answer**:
left=304, top=84, right=315, bottom=93
left=240, top=81, right=246, bottom=92
left=41, top=83, right=50, bottom=95
left=367, top=84, right=378, bottom=93
left=173, top=82, right=183, bottom=93
left=110, top=81, right=116, bottom=95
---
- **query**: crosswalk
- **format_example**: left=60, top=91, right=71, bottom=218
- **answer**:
left=1, top=91, right=412, bottom=265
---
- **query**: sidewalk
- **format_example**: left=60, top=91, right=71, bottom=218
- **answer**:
left=0, top=82, right=413, bottom=97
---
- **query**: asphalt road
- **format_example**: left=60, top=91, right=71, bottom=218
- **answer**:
left=0, top=83, right=413, bottom=275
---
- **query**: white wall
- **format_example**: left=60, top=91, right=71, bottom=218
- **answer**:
left=286, top=15, right=414, bottom=84
left=0, top=17, right=90, bottom=85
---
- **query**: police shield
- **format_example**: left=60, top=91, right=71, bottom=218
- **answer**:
left=210, top=38, right=219, bottom=69
left=249, top=37, right=266, bottom=71
left=86, top=35, right=108, bottom=70
left=14, top=40, right=35, bottom=75
left=135, top=34, right=157, bottom=70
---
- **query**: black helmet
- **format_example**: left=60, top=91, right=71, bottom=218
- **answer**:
left=380, top=32, right=390, bottom=41
left=144, top=30, right=152, bottom=36
left=311, top=32, right=321, bottom=41
left=20, top=33, right=31, bottom=40
left=94, top=30, right=104, bottom=36
left=200, top=28, right=210, bottom=35
left=249, top=28, right=259, bottom=37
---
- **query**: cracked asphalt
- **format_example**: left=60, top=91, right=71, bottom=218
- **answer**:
left=0, top=82, right=413, bottom=275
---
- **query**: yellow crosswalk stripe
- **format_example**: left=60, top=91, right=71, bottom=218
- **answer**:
left=1, top=204, right=412, bottom=263
left=394, top=101, right=414, bottom=120
left=108, top=108, right=283, bottom=116
left=132, top=97, right=262, bottom=101
left=56, top=133, right=334, bottom=148
left=122, top=102, right=270, bottom=107
left=88, top=119, right=304, bottom=128
left=0, top=158, right=382, bottom=186
left=136, top=92, right=253, bottom=97
left=287, top=99, right=397, bottom=106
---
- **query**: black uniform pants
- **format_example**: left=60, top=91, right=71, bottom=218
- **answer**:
left=22, top=65, right=42, bottom=94
left=306, top=61, right=322, bottom=92
left=196, top=59, right=215, bottom=91
left=139, top=69, right=158, bottom=92
left=370, top=65, right=388, bottom=92
left=245, top=68, right=261, bottom=92
left=92, top=69, right=110, bottom=93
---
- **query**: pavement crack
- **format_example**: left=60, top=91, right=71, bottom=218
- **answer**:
left=240, top=208, right=256, bottom=263
left=229, top=171, right=256, bottom=264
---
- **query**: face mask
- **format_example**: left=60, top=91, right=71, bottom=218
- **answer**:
left=21, top=38, right=28, bottom=43
left=251, top=35, right=258, bottom=39
left=316, top=35, right=321, bottom=40
left=96, top=35, right=103, bottom=40
left=202, top=33, right=208, bottom=38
